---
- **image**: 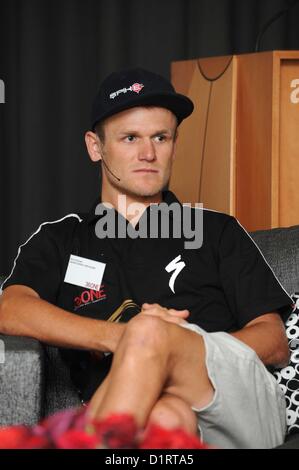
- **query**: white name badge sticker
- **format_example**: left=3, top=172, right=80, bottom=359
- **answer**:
left=64, top=255, right=106, bottom=291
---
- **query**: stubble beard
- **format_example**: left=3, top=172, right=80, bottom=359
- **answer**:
left=106, top=171, right=170, bottom=200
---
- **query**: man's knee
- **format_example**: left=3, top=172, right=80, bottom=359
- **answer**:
left=111, top=315, right=174, bottom=372
left=124, top=315, right=172, bottom=352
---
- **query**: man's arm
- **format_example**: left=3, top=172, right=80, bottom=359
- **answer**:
left=141, top=304, right=289, bottom=369
left=231, top=312, right=289, bottom=368
left=0, top=285, right=125, bottom=353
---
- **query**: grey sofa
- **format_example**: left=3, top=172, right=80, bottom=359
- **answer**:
left=1, top=224, right=299, bottom=447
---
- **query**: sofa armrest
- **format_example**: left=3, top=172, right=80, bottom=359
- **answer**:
left=0, top=335, right=45, bottom=426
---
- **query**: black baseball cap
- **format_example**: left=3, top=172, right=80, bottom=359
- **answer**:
left=91, top=67, right=194, bottom=130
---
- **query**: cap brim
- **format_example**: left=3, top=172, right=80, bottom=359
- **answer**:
left=91, top=92, right=194, bottom=130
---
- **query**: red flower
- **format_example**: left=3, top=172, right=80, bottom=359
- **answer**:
left=19, top=435, right=50, bottom=449
left=56, top=430, right=98, bottom=449
left=0, top=409, right=209, bottom=449
left=91, top=413, right=138, bottom=448
left=139, top=423, right=208, bottom=449
left=0, top=426, right=49, bottom=449
left=0, top=426, right=30, bottom=449
left=35, top=406, right=87, bottom=441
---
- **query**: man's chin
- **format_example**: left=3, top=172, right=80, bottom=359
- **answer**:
left=125, top=185, right=164, bottom=199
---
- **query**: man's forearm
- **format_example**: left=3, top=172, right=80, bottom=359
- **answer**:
left=230, top=314, right=289, bottom=368
left=0, top=290, right=125, bottom=352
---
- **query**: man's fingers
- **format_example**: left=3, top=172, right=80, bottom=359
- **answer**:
left=141, top=303, right=190, bottom=318
left=142, top=303, right=158, bottom=309
left=140, top=311, right=187, bottom=326
left=168, top=309, right=190, bottom=318
left=140, top=307, right=188, bottom=326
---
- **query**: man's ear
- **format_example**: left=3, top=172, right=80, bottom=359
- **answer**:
left=85, top=131, right=102, bottom=162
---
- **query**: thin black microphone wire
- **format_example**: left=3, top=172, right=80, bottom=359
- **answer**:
left=255, top=0, right=299, bottom=52
left=101, top=157, right=121, bottom=181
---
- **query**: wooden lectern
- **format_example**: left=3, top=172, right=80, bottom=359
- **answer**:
left=170, top=51, right=299, bottom=231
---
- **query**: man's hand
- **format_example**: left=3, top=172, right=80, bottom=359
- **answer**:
left=140, top=303, right=189, bottom=326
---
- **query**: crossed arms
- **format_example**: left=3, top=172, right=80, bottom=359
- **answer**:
left=0, top=284, right=289, bottom=369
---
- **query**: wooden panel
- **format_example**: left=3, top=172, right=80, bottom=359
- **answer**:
left=279, top=59, right=299, bottom=226
left=235, top=52, right=274, bottom=231
left=271, top=51, right=282, bottom=228
left=199, top=57, right=236, bottom=214
left=170, top=61, right=211, bottom=204
left=171, top=60, right=196, bottom=96
left=171, top=51, right=299, bottom=230
left=198, top=55, right=233, bottom=80
left=170, top=57, right=235, bottom=212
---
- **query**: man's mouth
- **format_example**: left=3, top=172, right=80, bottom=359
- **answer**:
left=133, top=169, right=158, bottom=173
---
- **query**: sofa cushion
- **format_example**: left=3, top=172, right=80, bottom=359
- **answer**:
left=0, top=335, right=44, bottom=426
left=250, top=225, right=299, bottom=295
left=273, top=296, right=299, bottom=435
left=250, top=227, right=299, bottom=436
left=44, top=346, right=81, bottom=417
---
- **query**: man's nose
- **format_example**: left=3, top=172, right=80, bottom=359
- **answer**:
left=138, top=138, right=156, bottom=161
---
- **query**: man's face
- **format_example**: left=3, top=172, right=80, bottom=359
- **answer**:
left=97, top=106, right=178, bottom=201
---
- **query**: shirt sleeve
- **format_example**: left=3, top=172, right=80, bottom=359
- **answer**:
left=1, top=223, right=63, bottom=303
left=218, top=217, right=292, bottom=328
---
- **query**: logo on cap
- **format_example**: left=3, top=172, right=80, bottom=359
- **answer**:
left=110, top=83, right=144, bottom=100
left=131, top=83, right=144, bottom=94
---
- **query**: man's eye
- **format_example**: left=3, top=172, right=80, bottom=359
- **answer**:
left=125, top=135, right=136, bottom=142
left=155, top=135, right=166, bottom=142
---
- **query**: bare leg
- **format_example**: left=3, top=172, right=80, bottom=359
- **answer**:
left=88, top=315, right=213, bottom=428
left=88, top=376, right=197, bottom=434
left=146, top=393, right=198, bottom=434
left=88, top=375, right=110, bottom=414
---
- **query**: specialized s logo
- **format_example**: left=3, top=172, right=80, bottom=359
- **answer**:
left=165, top=255, right=186, bottom=293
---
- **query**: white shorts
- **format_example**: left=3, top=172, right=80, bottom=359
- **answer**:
left=182, top=323, right=287, bottom=449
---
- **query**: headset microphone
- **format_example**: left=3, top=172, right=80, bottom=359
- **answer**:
left=101, top=157, right=121, bottom=181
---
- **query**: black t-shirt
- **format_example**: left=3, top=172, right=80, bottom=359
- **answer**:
left=1, top=191, right=292, bottom=400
